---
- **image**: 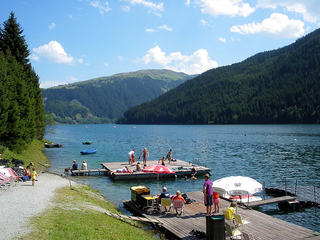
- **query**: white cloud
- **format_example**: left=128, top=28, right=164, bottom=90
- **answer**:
left=218, top=37, right=226, bottom=43
left=48, top=22, right=56, bottom=30
left=185, top=0, right=190, bottom=6
left=257, top=0, right=320, bottom=23
left=200, top=19, right=208, bottom=26
left=118, top=56, right=124, bottom=61
left=29, top=53, right=39, bottom=61
left=40, top=76, right=78, bottom=88
left=142, top=45, right=218, bottom=74
left=104, top=62, right=109, bottom=67
left=122, top=5, right=131, bottom=12
left=32, top=41, right=74, bottom=64
left=90, top=0, right=111, bottom=15
left=77, top=58, right=84, bottom=64
left=129, top=0, right=163, bottom=14
left=230, top=13, right=305, bottom=38
left=197, top=0, right=255, bottom=17
left=68, top=14, right=73, bottom=19
left=158, top=24, right=173, bottom=31
left=145, top=28, right=155, bottom=32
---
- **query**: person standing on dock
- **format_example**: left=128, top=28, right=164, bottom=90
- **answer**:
left=203, top=173, right=213, bottom=216
left=139, top=148, right=149, bottom=166
left=128, top=149, right=135, bottom=165
left=166, top=149, right=173, bottom=163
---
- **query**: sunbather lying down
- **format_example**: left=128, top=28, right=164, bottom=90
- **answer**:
left=115, top=166, right=133, bottom=173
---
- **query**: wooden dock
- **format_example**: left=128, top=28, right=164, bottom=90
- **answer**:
left=243, top=196, right=296, bottom=208
left=101, top=159, right=210, bottom=180
left=265, top=185, right=320, bottom=208
left=71, top=169, right=108, bottom=175
left=124, top=191, right=320, bottom=240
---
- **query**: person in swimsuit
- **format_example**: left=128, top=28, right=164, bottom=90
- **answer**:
left=166, top=149, right=173, bottom=163
left=139, top=148, right=149, bottom=166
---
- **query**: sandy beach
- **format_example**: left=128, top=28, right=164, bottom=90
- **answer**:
left=0, top=173, right=72, bottom=240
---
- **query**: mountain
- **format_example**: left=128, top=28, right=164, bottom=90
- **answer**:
left=42, top=69, right=194, bottom=123
left=119, top=28, right=320, bottom=124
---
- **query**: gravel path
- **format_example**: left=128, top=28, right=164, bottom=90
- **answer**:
left=0, top=173, right=72, bottom=240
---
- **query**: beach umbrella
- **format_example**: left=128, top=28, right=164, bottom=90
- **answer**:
left=142, top=164, right=175, bottom=174
left=212, top=176, right=263, bottom=195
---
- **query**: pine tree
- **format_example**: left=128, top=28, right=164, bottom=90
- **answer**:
left=0, top=52, right=10, bottom=144
left=0, top=12, right=30, bottom=65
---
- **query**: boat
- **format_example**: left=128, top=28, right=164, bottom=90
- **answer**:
left=44, top=143, right=63, bottom=148
left=82, top=141, right=92, bottom=145
left=80, top=149, right=97, bottom=155
left=212, top=176, right=263, bottom=203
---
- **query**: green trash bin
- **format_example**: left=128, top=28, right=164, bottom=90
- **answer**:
left=206, top=215, right=225, bottom=240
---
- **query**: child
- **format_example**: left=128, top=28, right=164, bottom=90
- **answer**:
left=213, top=191, right=220, bottom=213
left=31, top=168, right=37, bottom=186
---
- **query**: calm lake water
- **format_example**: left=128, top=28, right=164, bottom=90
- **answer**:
left=45, top=124, right=320, bottom=232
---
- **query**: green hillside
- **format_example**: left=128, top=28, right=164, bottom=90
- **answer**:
left=119, top=28, right=320, bottom=124
left=42, top=69, right=194, bottom=123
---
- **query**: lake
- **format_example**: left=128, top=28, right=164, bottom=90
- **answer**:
left=45, top=124, right=320, bottom=232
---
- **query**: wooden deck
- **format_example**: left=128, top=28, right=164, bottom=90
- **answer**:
left=71, top=169, right=108, bottom=175
left=101, top=159, right=210, bottom=180
left=266, top=185, right=320, bottom=207
left=124, top=191, right=320, bottom=240
left=244, top=196, right=296, bottom=208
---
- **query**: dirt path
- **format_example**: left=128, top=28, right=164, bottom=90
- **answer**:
left=0, top=173, right=73, bottom=240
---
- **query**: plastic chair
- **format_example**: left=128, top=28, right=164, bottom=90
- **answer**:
left=160, top=198, right=172, bottom=213
left=225, top=222, right=242, bottom=240
left=235, top=214, right=250, bottom=226
left=172, top=199, right=184, bottom=215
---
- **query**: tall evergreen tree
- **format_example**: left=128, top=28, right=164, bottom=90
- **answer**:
left=0, top=12, right=45, bottom=150
left=0, top=12, right=30, bottom=65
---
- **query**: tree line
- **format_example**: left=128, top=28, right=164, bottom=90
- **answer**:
left=119, top=28, right=320, bottom=124
left=0, top=12, right=44, bottom=151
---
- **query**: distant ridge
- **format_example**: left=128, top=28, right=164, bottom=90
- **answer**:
left=119, top=28, right=320, bottom=124
left=42, top=69, right=195, bottom=123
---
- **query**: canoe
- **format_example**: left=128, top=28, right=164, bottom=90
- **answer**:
left=80, top=149, right=96, bottom=155
left=82, top=141, right=92, bottom=145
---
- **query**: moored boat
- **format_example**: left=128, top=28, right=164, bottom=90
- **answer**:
left=80, top=149, right=97, bottom=155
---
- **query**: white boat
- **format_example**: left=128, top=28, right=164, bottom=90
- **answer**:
left=212, top=176, right=263, bottom=203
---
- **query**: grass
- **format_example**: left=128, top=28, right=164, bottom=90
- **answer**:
left=0, top=139, right=49, bottom=172
left=22, top=185, right=157, bottom=240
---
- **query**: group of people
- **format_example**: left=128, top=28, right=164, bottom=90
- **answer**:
left=203, top=173, right=220, bottom=216
left=128, top=148, right=174, bottom=166
left=156, top=173, right=220, bottom=216
left=21, top=163, right=38, bottom=186
left=71, top=160, right=87, bottom=171
left=157, top=187, right=186, bottom=215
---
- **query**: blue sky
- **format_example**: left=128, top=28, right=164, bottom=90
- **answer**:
left=1, top=0, right=319, bottom=88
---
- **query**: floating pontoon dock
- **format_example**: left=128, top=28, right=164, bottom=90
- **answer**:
left=101, top=159, right=210, bottom=180
left=124, top=191, right=320, bottom=240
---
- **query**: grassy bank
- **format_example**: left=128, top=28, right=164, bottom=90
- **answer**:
left=0, top=139, right=49, bottom=172
left=23, top=184, right=157, bottom=240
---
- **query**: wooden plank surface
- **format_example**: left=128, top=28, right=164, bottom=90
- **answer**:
left=71, top=169, right=108, bottom=173
left=124, top=191, right=320, bottom=240
left=244, top=196, right=296, bottom=208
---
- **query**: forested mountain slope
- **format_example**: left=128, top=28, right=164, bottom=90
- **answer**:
left=119, top=28, right=320, bottom=124
left=42, top=69, right=194, bottom=123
